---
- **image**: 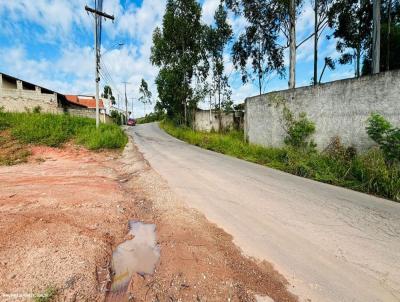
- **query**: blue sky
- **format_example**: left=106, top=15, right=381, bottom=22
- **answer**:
left=0, top=0, right=356, bottom=117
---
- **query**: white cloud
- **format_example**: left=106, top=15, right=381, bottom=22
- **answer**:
left=202, top=0, right=219, bottom=24
left=0, top=0, right=91, bottom=40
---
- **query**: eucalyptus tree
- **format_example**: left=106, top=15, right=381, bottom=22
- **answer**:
left=227, top=0, right=308, bottom=90
left=312, top=0, right=334, bottom=85
left=138, top=79, right=152, bottom=115
left=151, top=0, right=207, bottom=124
left=327, top=0, right=373, bottom=77
left=362, top=0, right=400, bottom=73
left=102, top=85, right=116, bottom=104
left=207, top=3, right=233, bottom=127
left=226, top=0, right=285, bottom=95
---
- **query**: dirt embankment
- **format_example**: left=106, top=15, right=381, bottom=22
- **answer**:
left=0, top=139, right=297, bottom=302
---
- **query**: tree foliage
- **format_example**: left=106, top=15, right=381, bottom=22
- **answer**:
left=151, top=0, right=208, bottom=123
left=206, top=3, right=233, bottom=118
left=138, top=79, right=152, bottom=105
left=102, top=85, right=115, bottom=104
left=327, top=0, right=373, bottom=77
left=367, top=113, right=400, bottom=166
left=227, top=0, right=285, bottom=95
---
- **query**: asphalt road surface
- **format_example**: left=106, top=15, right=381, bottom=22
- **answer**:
left=128, top=123, right=400, bottom=302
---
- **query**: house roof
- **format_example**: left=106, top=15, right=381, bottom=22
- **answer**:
left=0, top=72, right=58, bottom=94
left=65, top=95, right=104, bottom=109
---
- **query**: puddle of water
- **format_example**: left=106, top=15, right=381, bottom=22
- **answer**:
left=109, top=221, right=160, bottom=293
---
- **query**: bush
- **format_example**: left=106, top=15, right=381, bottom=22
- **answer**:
left=136, top=112, right=166, bottom=124
left=110, top=110, right=125, bottom=125
left=367, top=113, right=400, bottom=165
left=33, top=106, right=42, bottom=114
left=282, top=107, right=316, bottom=150
left=352, top=148, right=400, bottom=201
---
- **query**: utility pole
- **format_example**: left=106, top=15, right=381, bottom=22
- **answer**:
left=122, top=81, right=130, bottom=124
left=85, top=4, right=114, bottom=128
left=372, top=0, right=381, bottom=74
left=313, top=0, right=318, bottom=86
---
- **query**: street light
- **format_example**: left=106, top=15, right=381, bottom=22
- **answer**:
left=101, top=42, right=124, bottom=58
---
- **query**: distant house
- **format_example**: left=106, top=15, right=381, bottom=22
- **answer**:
left=0, top=72, right=125, bottom=123
left=0, top=72, right=61, bottom=113
left=64, top=95, right=105, bottom=110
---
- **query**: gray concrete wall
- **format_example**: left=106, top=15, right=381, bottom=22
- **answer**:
left=195, top=109, right=235, bottom=132
left=245, top=70, right=400, bottom=151
left=0, top=74, right=59, bottom=113
left=59, top=108, right=113, bottom=124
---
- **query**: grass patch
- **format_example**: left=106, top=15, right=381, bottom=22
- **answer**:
left=33, top=285, right=58, bottom=302
left=0, top=111, right=127, bottom=165
left=0, top=131, right=31, bottom=165
left=161, top=120, right=400, bottom=201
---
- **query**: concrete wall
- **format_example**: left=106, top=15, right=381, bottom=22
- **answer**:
left=0, top=74, right=59, bottom=113
left=59, top=108, right=113, bottom=124
left=195, top=109, right=235, bottom=132
left=245, top=70, right=400, bottom=151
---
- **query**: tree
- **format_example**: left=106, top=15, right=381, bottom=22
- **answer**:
left=328, top=0, right=373, bottom=78
left=227, top=0, right=285, bottom=95
left=312, top=0, right=334, bottom=85
left=138, top=79, right=152, bottom=115
left=207, top=3, right=233, bottom=129
left=102, top=85, right=116, bottom=105
left=227, top=0, right=308, bottom=90
left=362, top=0, right=400, bottom=73
left=289, top=0, right=296, bottom=89
left=151, top=0, right=208, bottom=124
left=372, top=0, right=381, bottom=74
left=318, top=56, right=336, bottom=83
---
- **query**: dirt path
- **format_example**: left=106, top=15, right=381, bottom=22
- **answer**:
left=0, top=140, right=296, bottom=301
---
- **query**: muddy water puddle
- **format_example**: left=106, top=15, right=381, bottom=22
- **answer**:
left=106, top=221, right=160, bottom=299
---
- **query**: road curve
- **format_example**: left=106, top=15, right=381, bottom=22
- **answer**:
left=128, top=123, right=400, bottom=302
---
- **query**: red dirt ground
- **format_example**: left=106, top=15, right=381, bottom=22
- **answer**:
left=0, top=141, right=297, bottom=302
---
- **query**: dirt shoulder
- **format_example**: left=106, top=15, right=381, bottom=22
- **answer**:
left=0, top=139, right=296, bottom=302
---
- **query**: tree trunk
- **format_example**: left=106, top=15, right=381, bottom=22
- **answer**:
left=356, top=48, right=361, bottom=77
left=372, top=0, right=381, bottom=74
left=289, top=0, right=296, bottom=89
left=313, top=0, right=318, bottom=85
left=386, top=0, right=392, bottom=71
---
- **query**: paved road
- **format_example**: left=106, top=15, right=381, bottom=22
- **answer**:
left=128, top=123, right=400, bottom=302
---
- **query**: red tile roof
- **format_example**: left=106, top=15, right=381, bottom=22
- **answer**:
left=65, top=95, right=104, bottom=109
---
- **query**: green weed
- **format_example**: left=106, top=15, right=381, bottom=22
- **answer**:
left=33, top=286, right=58, bottom=302
left=161, top=120, right=400, bottom=201
left=0, top=111, right=127, bottom=150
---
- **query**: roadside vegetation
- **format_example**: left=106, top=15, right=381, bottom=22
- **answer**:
left=0, top=109, right=127, bottom=165
left=161, top=114, right=400, bottom=202
left=136, top=111, right=166, bottom=124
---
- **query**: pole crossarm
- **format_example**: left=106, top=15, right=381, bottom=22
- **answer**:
left=85, top=5, right=115, bottom=20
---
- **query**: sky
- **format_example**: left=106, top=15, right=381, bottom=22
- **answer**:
left=0, top=0, right=356, bottom=117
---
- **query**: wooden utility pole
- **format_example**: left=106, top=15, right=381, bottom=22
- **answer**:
left=85, top=4, right=114, bottom=128
left=372, top=0, right=381, bottom=74
left=122, top=81, right=130, bottom=124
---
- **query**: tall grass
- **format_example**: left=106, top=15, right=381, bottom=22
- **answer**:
left=0, top=111, right=127, bottom=150
left=161, top=120, right=400, bottom=201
